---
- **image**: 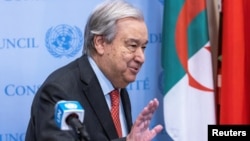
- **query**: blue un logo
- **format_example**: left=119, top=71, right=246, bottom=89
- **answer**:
left=45, top=24, right=83, bottom=58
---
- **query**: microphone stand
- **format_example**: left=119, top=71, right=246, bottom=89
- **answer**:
left=67, top=116, right=91, bottom=141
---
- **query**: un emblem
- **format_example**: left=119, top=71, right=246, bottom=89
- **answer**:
left=45, top=24, right=83, bottom=58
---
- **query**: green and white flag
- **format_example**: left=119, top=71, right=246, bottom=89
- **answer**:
left=161, top=0, right=216, bottom=141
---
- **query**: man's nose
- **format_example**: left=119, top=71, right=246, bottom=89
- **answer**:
left=134, top=47, right=145, bottom=63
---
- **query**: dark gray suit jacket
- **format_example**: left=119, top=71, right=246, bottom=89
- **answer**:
left=25, top=55, right=133, bottom=141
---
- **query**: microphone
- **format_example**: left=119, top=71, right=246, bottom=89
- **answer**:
left=54, top=100, right=90, bottom=141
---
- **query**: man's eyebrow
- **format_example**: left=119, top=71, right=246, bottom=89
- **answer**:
left=125, top=38, right=148, bottom=45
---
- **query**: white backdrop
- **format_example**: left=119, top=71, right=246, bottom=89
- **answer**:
left=0, top=0, right=171, bottom=140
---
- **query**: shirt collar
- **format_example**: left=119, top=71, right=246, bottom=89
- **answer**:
left=88, top=56, right=114, bottom=95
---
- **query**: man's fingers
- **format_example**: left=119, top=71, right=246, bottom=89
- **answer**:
left=140, top=98, right=159, bottom=117
left=151, top=125, right=163, bottom=136
left=148, top=98, right=159, bottom=111
left=134, top=98, right=160, bottom=127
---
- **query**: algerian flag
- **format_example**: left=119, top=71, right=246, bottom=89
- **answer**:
left=161, top=0, right=216, bottom=141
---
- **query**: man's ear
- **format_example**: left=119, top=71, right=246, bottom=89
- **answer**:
left=93, top=35, right=105, bottom=55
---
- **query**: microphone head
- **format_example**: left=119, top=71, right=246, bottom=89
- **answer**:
left=54, top=100, right=84, bottom=130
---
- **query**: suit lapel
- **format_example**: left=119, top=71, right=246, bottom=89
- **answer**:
left=120, top=89, right=133, bottom=131
left=78, top=55, right=119, bottom=139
